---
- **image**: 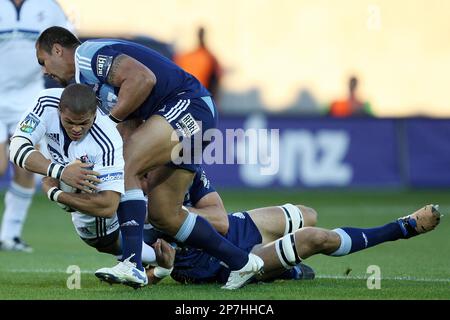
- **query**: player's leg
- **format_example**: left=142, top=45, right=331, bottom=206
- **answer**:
left=147, top=165, right=262, bottom=287
left=0, top=122, right=36, bottom=252
left=248, top=204, right=318, bottom=244
left=73, top=215, right=156, bottom=286
left=102, top=97, right=263, bottom=288
left=252, top=204, right=442, bottom=281
left=107, top=115, right=179, bottom=278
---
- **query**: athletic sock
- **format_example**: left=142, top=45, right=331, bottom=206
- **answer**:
left=116, top=235, right=156, bottom=266
left=174, top=212, right=249, bottom=270
left=0, top=182, right=35, bottom=241
left=330, top=222, right=405, bottom=256
left=116, top=189, right=146, bottom=270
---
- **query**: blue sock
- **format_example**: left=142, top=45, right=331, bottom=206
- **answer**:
left=175, top=212, right=249, bottom=270
left=116, top=189, right=146, bottom=271
left=330, top=222, right=405, bottom=256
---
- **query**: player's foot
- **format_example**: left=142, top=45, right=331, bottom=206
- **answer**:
left=397, top=204, right=442, bottom=238
left=95, top=254, right=148, bottom=288
left=222, top=253, right=264, bottom=290
left=0, top=237, right=33, bottom=253
left=292, top=263, right=315, bottom=280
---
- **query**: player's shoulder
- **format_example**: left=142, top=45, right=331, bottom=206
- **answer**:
left=76, top=39, right=118, bottom=61
left=31, top=88, right=63, bottom=117
left=91, top=112, right=122, bottom=146
left=36, top=88, right=64, bottom=100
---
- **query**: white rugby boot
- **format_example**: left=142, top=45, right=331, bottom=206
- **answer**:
left=95, top=254, right=148, bottom=288
left=221, top=253, right=264, bottom=290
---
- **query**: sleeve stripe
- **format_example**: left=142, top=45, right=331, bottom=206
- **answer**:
left=13, top=144, right=34, bottom=168
left=89, top=130, right=108, bottom=166
left=93, top=124, right=115, bottom=165
left=76, top=60, right=92, bottom=68
left=33, top=96, right=60, bottom=116
left=12, top=135, right=33, bottom=145
left=76, top=53, right=91, bottom=62
left=47, top=163, right=56, bottom=176
left=17, top=146, right=35, bottom=168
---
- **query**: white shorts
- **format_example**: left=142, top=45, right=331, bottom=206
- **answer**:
left=71, top=212, right=120, bottom=240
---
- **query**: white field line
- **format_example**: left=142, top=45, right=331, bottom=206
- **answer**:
left=3, top=268, right=449, bottom=283
left=315, top=274, right=450, bottom=283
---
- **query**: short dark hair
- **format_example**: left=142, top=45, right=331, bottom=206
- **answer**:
left=37, top=26, right=81, bottom=53
left=60, top=84, right=97, bottom=115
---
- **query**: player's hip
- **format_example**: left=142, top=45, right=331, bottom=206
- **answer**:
left=154, top=95, right=218, bottom=134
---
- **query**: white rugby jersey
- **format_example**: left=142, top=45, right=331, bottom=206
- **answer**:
left=0, top=0, right=73, bottom=114
left=12, top=88, right=125, bottom=236
left=14, top=88, right=125, bottom=239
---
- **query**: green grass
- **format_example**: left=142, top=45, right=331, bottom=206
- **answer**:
left=0, top=189, right=449, bottom=300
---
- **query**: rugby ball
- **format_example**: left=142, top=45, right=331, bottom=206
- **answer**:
left=57, top=180, right=80, bottom=212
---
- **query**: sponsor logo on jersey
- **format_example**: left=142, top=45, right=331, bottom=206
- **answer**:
left=46, top=133, right=60, bottom=144
left=96, top=55, right=113, bottom=77
left=47, top=144, right=66, bottom=165
left=19, top=113, right=40, bottom=133
left=99, top=172, right=123, bottom=182
left=177, top=113, right=200, bottom=138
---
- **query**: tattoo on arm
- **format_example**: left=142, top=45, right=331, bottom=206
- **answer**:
left=106, top=54, right=126, bottom=86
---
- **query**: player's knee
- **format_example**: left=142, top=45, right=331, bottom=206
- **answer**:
left=147, top=205, right=174, bottom=230
left=280, top=203, right=304, bottom=234
left=308, top=229, right=330, bottom=249
left=297, top=205, right=318, bottom=227
left=275, top=233, right=303, bottom=269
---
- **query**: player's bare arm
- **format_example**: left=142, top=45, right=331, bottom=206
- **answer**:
left=146, top=238, right=175, bottom=284
left=106, top=54, right=157, bottom=121
left=9, top=137, right=100, bottom=191
left=41, top=177, right=120, bottom=218
left=189, top=192, right=229, bottom=235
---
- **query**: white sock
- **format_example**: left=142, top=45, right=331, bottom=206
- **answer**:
left=329, top=228, right=352, bottom=257
left=0, top=182, right=35, bottom=241
left=141, top=241, right=156, bottom=265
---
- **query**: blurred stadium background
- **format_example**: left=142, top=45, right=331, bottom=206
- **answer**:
left=1, top=0, right=449, bottom=300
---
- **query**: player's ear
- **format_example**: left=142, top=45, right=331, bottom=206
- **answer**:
left=53, top=43, right=63, bottom=56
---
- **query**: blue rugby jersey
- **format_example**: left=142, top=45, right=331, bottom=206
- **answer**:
left=74, top=39, right=210, bottom=120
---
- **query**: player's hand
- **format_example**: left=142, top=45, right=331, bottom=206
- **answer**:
left=153, top=238, right=175, bottom=269
left=61, top=162, right=101, bottom=193
left=41, top=177, right=59, bottom=194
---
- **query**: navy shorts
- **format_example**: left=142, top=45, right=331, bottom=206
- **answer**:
left=171, top=212, right=263, bottom=284
left=154, top=95, right=218, bottom=173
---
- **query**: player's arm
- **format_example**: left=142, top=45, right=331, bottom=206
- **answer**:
left=42, top=177, right=120, bottom=218
left=9, top=133, right=100, bottom=190
left=10, top=143, right=100, bottom=192
left=146, top=238, right=175, bottom=285
left=189, top=192, right=229, bottom=235
left=106, top=54, right=156, bottom=122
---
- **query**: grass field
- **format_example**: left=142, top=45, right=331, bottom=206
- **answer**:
left=0, top=189, right=449, bottom=300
